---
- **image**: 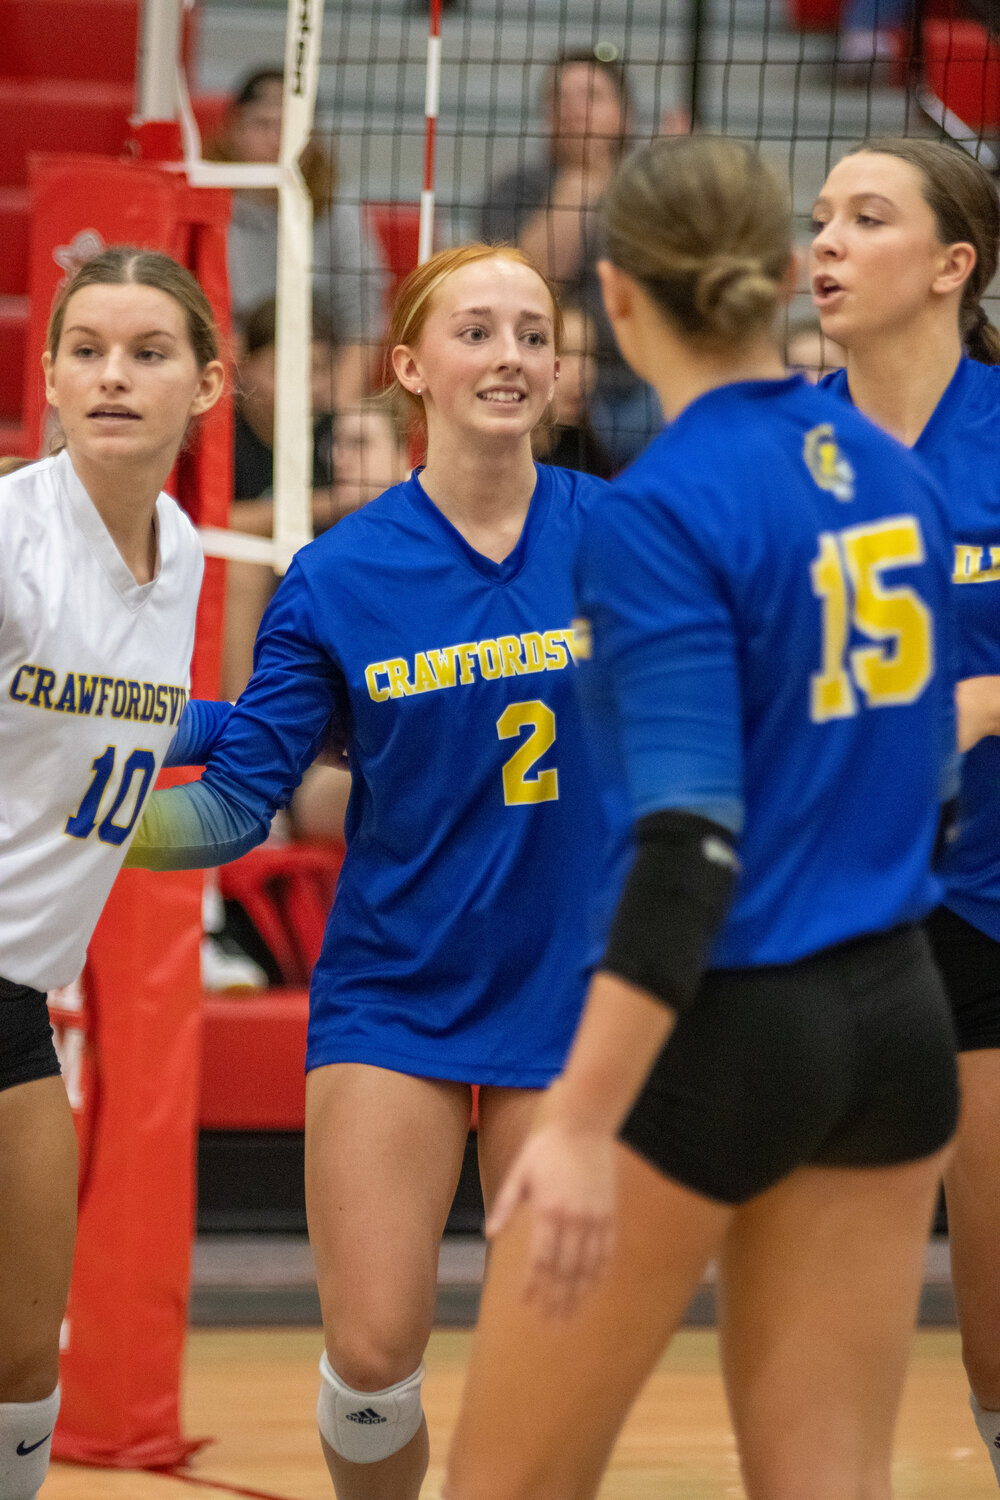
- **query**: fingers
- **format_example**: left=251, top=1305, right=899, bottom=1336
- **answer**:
left=524, top=1208, right=615, bottom=1318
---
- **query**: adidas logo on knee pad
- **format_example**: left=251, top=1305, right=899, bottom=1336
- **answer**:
left=346, top=1408, right=387, bottom=1425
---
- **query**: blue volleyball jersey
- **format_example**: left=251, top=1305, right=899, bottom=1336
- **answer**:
left=133, top=464, right=611, bottom=1084
left=577, top=376, right=957, bottom=970
left=825, top=360, right=1000, bottom=940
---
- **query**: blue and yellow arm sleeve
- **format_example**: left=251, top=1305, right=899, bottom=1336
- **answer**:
left=163, top=699, right=234, bottom=768
left=126, top=775, right=268, bottom=871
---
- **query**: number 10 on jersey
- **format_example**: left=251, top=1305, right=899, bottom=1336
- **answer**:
left=811, top=516, right=933, bottom=722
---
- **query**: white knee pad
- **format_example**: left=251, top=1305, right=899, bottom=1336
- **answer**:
left=0, top=1386, right=60, bottom=1500
left=317, top=1351, right=424, bottom=1464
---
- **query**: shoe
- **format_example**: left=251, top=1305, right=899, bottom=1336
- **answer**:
left=200, top=931, right=268, bottom=993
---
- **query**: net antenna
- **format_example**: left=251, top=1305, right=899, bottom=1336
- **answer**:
left=164, top=0, right=327, bottom=574
left=420, top=0, right=443, bottom=265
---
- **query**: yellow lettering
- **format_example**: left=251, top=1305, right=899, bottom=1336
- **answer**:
left=455, top=643, right=479, bottom=685
left=542, top=630, right=568, bottom=670
left=427, top=647, right=457, bottom=688
left=365, top=662, right=390, bottom=702
left=497, top=636, right=526, bottom=676
left=955, top=544, right=985, bottom=581
left=412, top=653, right=439, bottom=693
left=478, top=640, right=503, bottom=679
left=521, top=632, right=546, bottom=673
left=385, top=659, right=414, bottom=698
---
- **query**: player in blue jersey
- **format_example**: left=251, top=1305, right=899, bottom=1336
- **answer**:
left=812, top=136, right=1000, bottom=1487
left=125, top=242, right=612, bottom=1500
left=0, top=247, right=225, bottom=1500
left=444, top=135, right=960, bottom=1500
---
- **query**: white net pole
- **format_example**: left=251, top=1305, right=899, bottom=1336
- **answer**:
left=419, top=0, right=443, bottom=265
left=271, top=0, right=325, bottom=573
left=134, top=0, right=182, bottom=120
left=176, top=0, right=324, bottom=573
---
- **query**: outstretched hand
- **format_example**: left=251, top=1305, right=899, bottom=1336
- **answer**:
left=486, top=1120, right=618, bottom=1317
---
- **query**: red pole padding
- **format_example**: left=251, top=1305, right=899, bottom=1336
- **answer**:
left=24, top=155, right=233, bottom=1465
left=52, top=868, right=209, bottom=1468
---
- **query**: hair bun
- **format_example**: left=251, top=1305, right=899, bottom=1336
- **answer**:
left=693, top=256, right=778, bottom=338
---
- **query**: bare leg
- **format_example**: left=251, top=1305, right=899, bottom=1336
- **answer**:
left=476, top=1085, right=543, bottom=1212
left=0, top=1076, right=78, bottom=1399
left=944, top=1050, right=1000, bottom=1406
left=446, top=1144, right=732, bottom=1500
left=306, top=1063, right=472, bottom=1500
left=720, top=1152, right=947, bottom=1500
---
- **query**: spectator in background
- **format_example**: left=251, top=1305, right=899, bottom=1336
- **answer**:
left=533, top=302, right=615, bottom=477
left=233, top=298, right=337, bottom=521
left=784, top=315, right=846, bottom=382
left=480, top=47, right=686, bottom=468
left=839, top=0, right=910, bottom=70
left=206, top=67, right=390, bottom=407
left=223, top=298, right=339, bottom=701
left=324, top=397, right=411, bottom=518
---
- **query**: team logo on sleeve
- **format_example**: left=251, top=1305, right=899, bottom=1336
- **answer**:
left=803, top=424, right=855, bottom=503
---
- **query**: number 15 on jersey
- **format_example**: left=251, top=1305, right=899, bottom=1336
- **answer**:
left=811, top=516, right=933, bottom=723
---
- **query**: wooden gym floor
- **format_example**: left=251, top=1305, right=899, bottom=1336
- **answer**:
left=41, top=1328, right=997, bottom=1499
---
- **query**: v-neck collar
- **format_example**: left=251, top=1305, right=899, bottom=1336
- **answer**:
left=404, top=466, right=550, bottom=584
left=55, top=450, right=162, bottom=611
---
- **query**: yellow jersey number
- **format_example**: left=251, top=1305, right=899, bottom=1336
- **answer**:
left=497, top=701, right=559, bottom=805
left=810, top=516, right=933, bottom=723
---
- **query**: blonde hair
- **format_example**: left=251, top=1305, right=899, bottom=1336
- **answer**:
left=386, top=243, right=563, bottom=446
left=602, top=136, right=792, bottom=346
left=0, top=455, right=30, bottom=478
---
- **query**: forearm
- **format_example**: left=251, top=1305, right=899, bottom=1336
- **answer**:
left=956, top=674, right=1000, bottom=752
left=538, top=972, right=676, bottom=1136
left=164, top=699, right=233, bottom=768
left=125, top=776, right=269, bottom=871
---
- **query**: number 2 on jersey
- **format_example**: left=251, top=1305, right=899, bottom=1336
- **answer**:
left=810, top=516, right=932, bottom=722
left=65, top=746, right=156, bottom=845
left=497, top=701, right=559, bottom=805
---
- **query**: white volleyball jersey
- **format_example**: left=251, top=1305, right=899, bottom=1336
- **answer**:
left=0, top=451, right=203, bottom=989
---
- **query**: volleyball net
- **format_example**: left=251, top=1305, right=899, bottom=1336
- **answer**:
left=206, top=0, right=1000, bottom=570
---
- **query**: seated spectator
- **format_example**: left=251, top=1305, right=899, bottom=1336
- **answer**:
left=224, top=299, right=340, bottom=700
left=533, top=302, right=615, bottom=477
left=839, top=0, right=909, bottom=70
left=323, top=398, right=411, bottom=517
left=233, top=298, right=338, bottom=527
left=480, top=47, right=684, bottom=468
left=784, top=316, right=846, bottom=382
left=206, top=67, right=390, bottom=406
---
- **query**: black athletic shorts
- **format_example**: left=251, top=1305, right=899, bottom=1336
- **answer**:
left=620, top=924, right=958, bottom=1206
left=924, top=905, right=1000, bottom=1052
left=0, top=974, right=62, bottom=1094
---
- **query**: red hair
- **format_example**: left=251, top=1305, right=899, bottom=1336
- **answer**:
left=386, top=243, right=562, bottom=446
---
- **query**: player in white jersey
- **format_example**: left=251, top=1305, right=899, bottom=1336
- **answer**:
left=0, top=246, right=223, bottom=1500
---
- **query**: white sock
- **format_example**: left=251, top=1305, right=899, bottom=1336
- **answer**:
left=0, top=1386, right=60, bottom=1500
left=971, top=1392, right=1000, bottom=1486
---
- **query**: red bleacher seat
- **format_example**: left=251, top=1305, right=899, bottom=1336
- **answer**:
left=922, top=17, right=1000, bottom=130
left=218, top=840, right=345, bottom=990
left=2, top=0, right=139, bottom=82
left=200, top=841, right=344, bottom=1131
left=0, top=189, right=30, bottom=298
left=786, top=0, right=842, bottom=30
left=365, top=201, right=422, bottom=290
